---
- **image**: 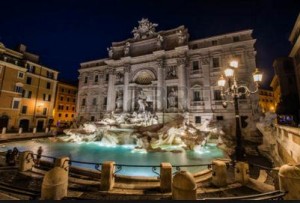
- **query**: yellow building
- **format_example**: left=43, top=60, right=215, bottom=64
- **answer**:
left=258, top=88, right=275, bottom=113
left=53, top=82, right=77, bottom=127
left=0, top=43, right=59, bottom=132
left=270, top=75, right=280, bottom=112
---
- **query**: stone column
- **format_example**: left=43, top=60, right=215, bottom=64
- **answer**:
left=177, top=56, right=188, bottom=111
left=157, top=59, right=165, bottom=112
left=279, top=164, right=300, bottom=200
left=123, top=65, right=130, bottom=112
left=211, top=160, right=227, bottom=187
left=160, top=162, right=172, bottom=193
left=41, top=167, right=68, bottom=200
left=172, top=171, right=197, bottom=200
left=2, top=127, right=6, bottom=134
left=100, top=161, right=115, bottom=191
left=19, top=151, right=35, bottom=172
left=106, top=68, right=116, bottom=112
left=235, top=162, right=249, bottom=185
left=131, top=87, right=135, bottom=111
left=54, top=156, right=70, bottom=172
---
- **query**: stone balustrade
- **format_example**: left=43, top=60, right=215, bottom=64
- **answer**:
left=257, top=123, right=300, bottom=165
left=17, top=152, right=300, bottom=200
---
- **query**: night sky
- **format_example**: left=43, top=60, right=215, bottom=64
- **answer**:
left=0, top=0, right=299, bottom=88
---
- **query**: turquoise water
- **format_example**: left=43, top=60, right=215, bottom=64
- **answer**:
left=2, top=140, right=224, bottom=176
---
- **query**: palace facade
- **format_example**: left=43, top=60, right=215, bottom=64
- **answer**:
left=77, top=19, right=259, bottom=125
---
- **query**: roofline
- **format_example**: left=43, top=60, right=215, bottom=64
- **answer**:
left=289, top=13, right=300, bottom=42
left=189, top=29, right=253, bottom=44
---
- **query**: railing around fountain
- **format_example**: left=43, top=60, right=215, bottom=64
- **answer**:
left=30, top=153, right=218, bottom=177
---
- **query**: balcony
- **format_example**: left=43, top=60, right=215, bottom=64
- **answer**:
left=190, top=100, right=204, bottom=106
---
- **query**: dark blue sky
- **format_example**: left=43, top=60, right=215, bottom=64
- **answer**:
left=0, top=0, right=299, bottom=88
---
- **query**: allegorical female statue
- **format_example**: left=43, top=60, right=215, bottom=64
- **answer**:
left=168, top=88, right=177, bottom=108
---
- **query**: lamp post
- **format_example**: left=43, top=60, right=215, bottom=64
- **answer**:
left=217, top=60, right=263, bottom=161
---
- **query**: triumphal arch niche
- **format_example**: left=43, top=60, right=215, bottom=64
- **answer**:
left=78, top=18, right=258, bottom=124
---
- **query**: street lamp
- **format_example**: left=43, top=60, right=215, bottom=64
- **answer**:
left=217, top=60, right=263, bottom=161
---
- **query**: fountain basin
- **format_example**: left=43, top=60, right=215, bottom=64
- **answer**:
left=3, top=139, right=225, bottom=177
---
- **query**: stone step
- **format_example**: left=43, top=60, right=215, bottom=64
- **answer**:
left=0, top=191, right=20, bottom=200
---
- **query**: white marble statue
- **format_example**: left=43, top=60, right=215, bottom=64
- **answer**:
left=168, top=88, right=177, bottom=108
left=124, top=42, right=130, bottom=56
left=107, top=47, right=113, bottom=58
left=137, top=90, right=147, bottom=112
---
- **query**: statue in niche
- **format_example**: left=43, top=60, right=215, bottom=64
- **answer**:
left=137, top=90, right=148, bottom=112
left=115, top=90, right=123, bottom=110
left=132, top=18, right=158, bottom=40
left=124, top=42, right=130, bottom=56
left=156, top=34, right=164, bottom=49
left=176, top=30, right=186, bottom=45
left=107, top=47, right=113, bottom=58
left=168, top=88, right=177, bottom=108
left=167, top=66, right=177, bottom=78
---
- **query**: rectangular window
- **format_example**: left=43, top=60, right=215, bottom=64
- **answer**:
left=91, top=116, right=95, bottom=121
left=192, top=61, right=199, bottom=71
left=212, top=58, right=220, bottom=68
left=61, top=88, right=64, bottom=92
left=27, top=65, right=35, bottom=73
left=82, top=98, right=86, bottom=106
left=84, top=77, right=88, bottom=84
left=46, top=82, right=51, bottom=89
left=43, top=108, right=47, bottom=115
left=28, top=91, right=32, bottom=98
left=18, top=72, right=24, bottom=79
left=67, top=97, right=70, bottom=102
left=12, top=100, right=20, bottom=109
left=26, top=77, right=32, bottom=85
left=71, top=114, right=74, bottom=118
left=58, top=113, right=62, bottom=117
left=212, top=40, right=218, bottom=46
left=216, top=116, right=224, bottom=121
left=65, top=114, right=68, bottom=118
left=193, top=91, right=202, bottom=101
left=15, top=85, right=23, bottom=93
left=60, top=96, right=63, bottom=101
left=103, top=97, right=107, bottom=106
left=105, top=74, right=109, bottom=81
left=92, top=98, right=97, bottom=105
left=47, top=71, right=54, bottom=79
left=22, top=90, right=32, bottom=98
left=21, top=106, right=27, bottom=114
left=66, top=106, right=69, bottom=110
left=94, top=75, right=98, bottom=83
left=72, top=106, right=75, bottom=111
left=195, top=116, right=201, bottom=124
left=214, top=90, right=222, bottom=100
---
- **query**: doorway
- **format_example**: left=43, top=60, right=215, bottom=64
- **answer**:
left=19, top=119, right=30, bottom=132
left=0, top=115, right=9, bottom=130
left=37, top=120, right=44, bottom=132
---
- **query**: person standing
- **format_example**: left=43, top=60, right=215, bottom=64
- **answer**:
left=36, top=146, right=43, bottom=166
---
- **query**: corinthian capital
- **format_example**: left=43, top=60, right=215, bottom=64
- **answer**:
left=176, top=57, right=187, bottom=66
left=107, top=67, right=115, bottom=75
left=124, top=64, right=131, bottom=72
left=156, top=58, right=164, bottom=68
